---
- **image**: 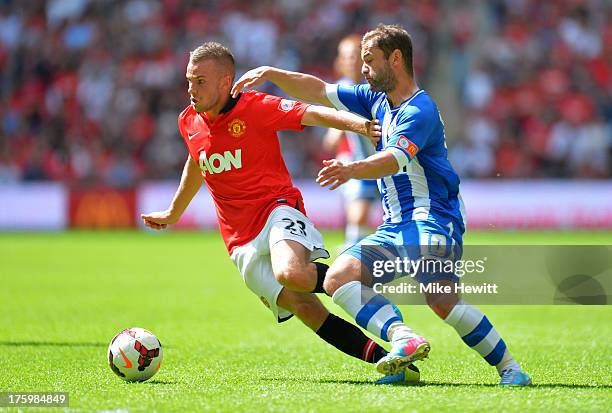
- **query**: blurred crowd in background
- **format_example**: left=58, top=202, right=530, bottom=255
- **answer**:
left=0, top=0, right=610, bottom=186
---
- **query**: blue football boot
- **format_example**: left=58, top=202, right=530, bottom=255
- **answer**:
left=374, top=364, right=420, bottom=385
left=500, top=369, right=532, bottom=386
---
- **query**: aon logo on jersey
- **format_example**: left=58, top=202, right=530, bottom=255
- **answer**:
left=199, top=149, right=242, bottom=175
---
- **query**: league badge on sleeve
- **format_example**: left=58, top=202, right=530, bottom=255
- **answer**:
left=279, top=99, right=297, bottom=112
left=398, top=135, right=419, bottom=158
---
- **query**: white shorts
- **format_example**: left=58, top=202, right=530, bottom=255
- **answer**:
left=230, top=205, right=329, bottom=322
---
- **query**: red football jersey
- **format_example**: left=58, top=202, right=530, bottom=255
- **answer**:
left=177, top=91, right=310, bottom=254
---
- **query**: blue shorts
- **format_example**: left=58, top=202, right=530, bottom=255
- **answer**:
left=343, top=220, right=463, bottom=285
left=342, top=179, right=379, bottom=202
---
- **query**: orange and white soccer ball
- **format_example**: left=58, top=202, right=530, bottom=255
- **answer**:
left=108, top=327, right=163, bottom=382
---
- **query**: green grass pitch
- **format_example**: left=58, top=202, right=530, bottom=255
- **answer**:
left=1, top=230, right=611, bottom=412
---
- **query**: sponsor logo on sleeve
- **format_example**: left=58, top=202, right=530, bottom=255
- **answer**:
left=397, top=135, right=419, bottom=158
left=278, top=99, right=297, bottom=112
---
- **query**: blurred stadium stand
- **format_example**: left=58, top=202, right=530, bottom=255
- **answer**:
left=0, top=0, right=610, bottom=230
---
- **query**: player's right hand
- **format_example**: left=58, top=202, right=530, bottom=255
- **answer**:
left=231, top=66, right=271, bottom=98
left=141, top=210, right=179, bottom=230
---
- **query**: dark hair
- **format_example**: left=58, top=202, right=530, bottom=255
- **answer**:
left=362, top=24, right=414, bottom=77
left=189, top=42, right=235, bottom=77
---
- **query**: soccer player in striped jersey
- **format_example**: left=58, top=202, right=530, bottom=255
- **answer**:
left=232, top=25, right=531, bottom=386
left=323, top=35, right=379, bottom=247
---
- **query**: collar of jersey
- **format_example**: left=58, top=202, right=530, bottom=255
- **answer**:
left=387, top=88, right=423, bottom=110
left=198, top=93, right=242, bottom=124
left=220, top=93, right=241, bottom=114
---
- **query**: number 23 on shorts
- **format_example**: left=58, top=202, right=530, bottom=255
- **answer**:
left=281, top=218, right=307, bottom=237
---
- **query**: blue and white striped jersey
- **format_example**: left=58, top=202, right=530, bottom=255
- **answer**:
left=326, top=83, right=467, bottom=232
left=336, top=78, right=377, bottom=162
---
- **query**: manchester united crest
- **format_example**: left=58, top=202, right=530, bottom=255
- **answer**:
left=227, top=118, right=246, bottom=137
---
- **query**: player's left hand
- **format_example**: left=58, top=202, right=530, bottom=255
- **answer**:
left=316, top=159, right=352, bottom=190
left=365, top=119, right=381, bottom=147
left=231, top=66, right=270, bottom=98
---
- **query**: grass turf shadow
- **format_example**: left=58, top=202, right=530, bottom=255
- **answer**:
left=0, top=341, right=172, bottom=349
left=0, top=341, right=106, bottom=348
left=261, top=377, right=612, bottom=389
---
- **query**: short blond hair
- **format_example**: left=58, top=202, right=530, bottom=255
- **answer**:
left=189, top=42, right=235, bottom=78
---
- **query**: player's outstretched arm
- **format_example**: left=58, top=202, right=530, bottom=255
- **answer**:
left=231, top=66, right=334, bottom=107
left=141, top=156, right=203, bottom=230
left=316, top=152, right=400, bottom=190
left=301, top=105, right=381, bottom=143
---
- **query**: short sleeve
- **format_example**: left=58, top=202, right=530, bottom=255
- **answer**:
left=325, top=83, right=382, bottom=119
left=385, top=105, right=433, bottom=169
left=256, top=93, right=310, bottom=131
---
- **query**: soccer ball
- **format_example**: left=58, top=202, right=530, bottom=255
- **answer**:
left=108, top=327, right=163, bottom=382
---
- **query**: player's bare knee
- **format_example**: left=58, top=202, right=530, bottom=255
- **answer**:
left=323, top=258, right=363, bottom=296
left=273, top=267, right=296, bottom=288
left=274, top=265, right=311, bottom=292
left=322, top=267, right=344, bottom=296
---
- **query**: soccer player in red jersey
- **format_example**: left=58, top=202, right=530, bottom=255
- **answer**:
left=141, top=42, right=416, bottom=375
